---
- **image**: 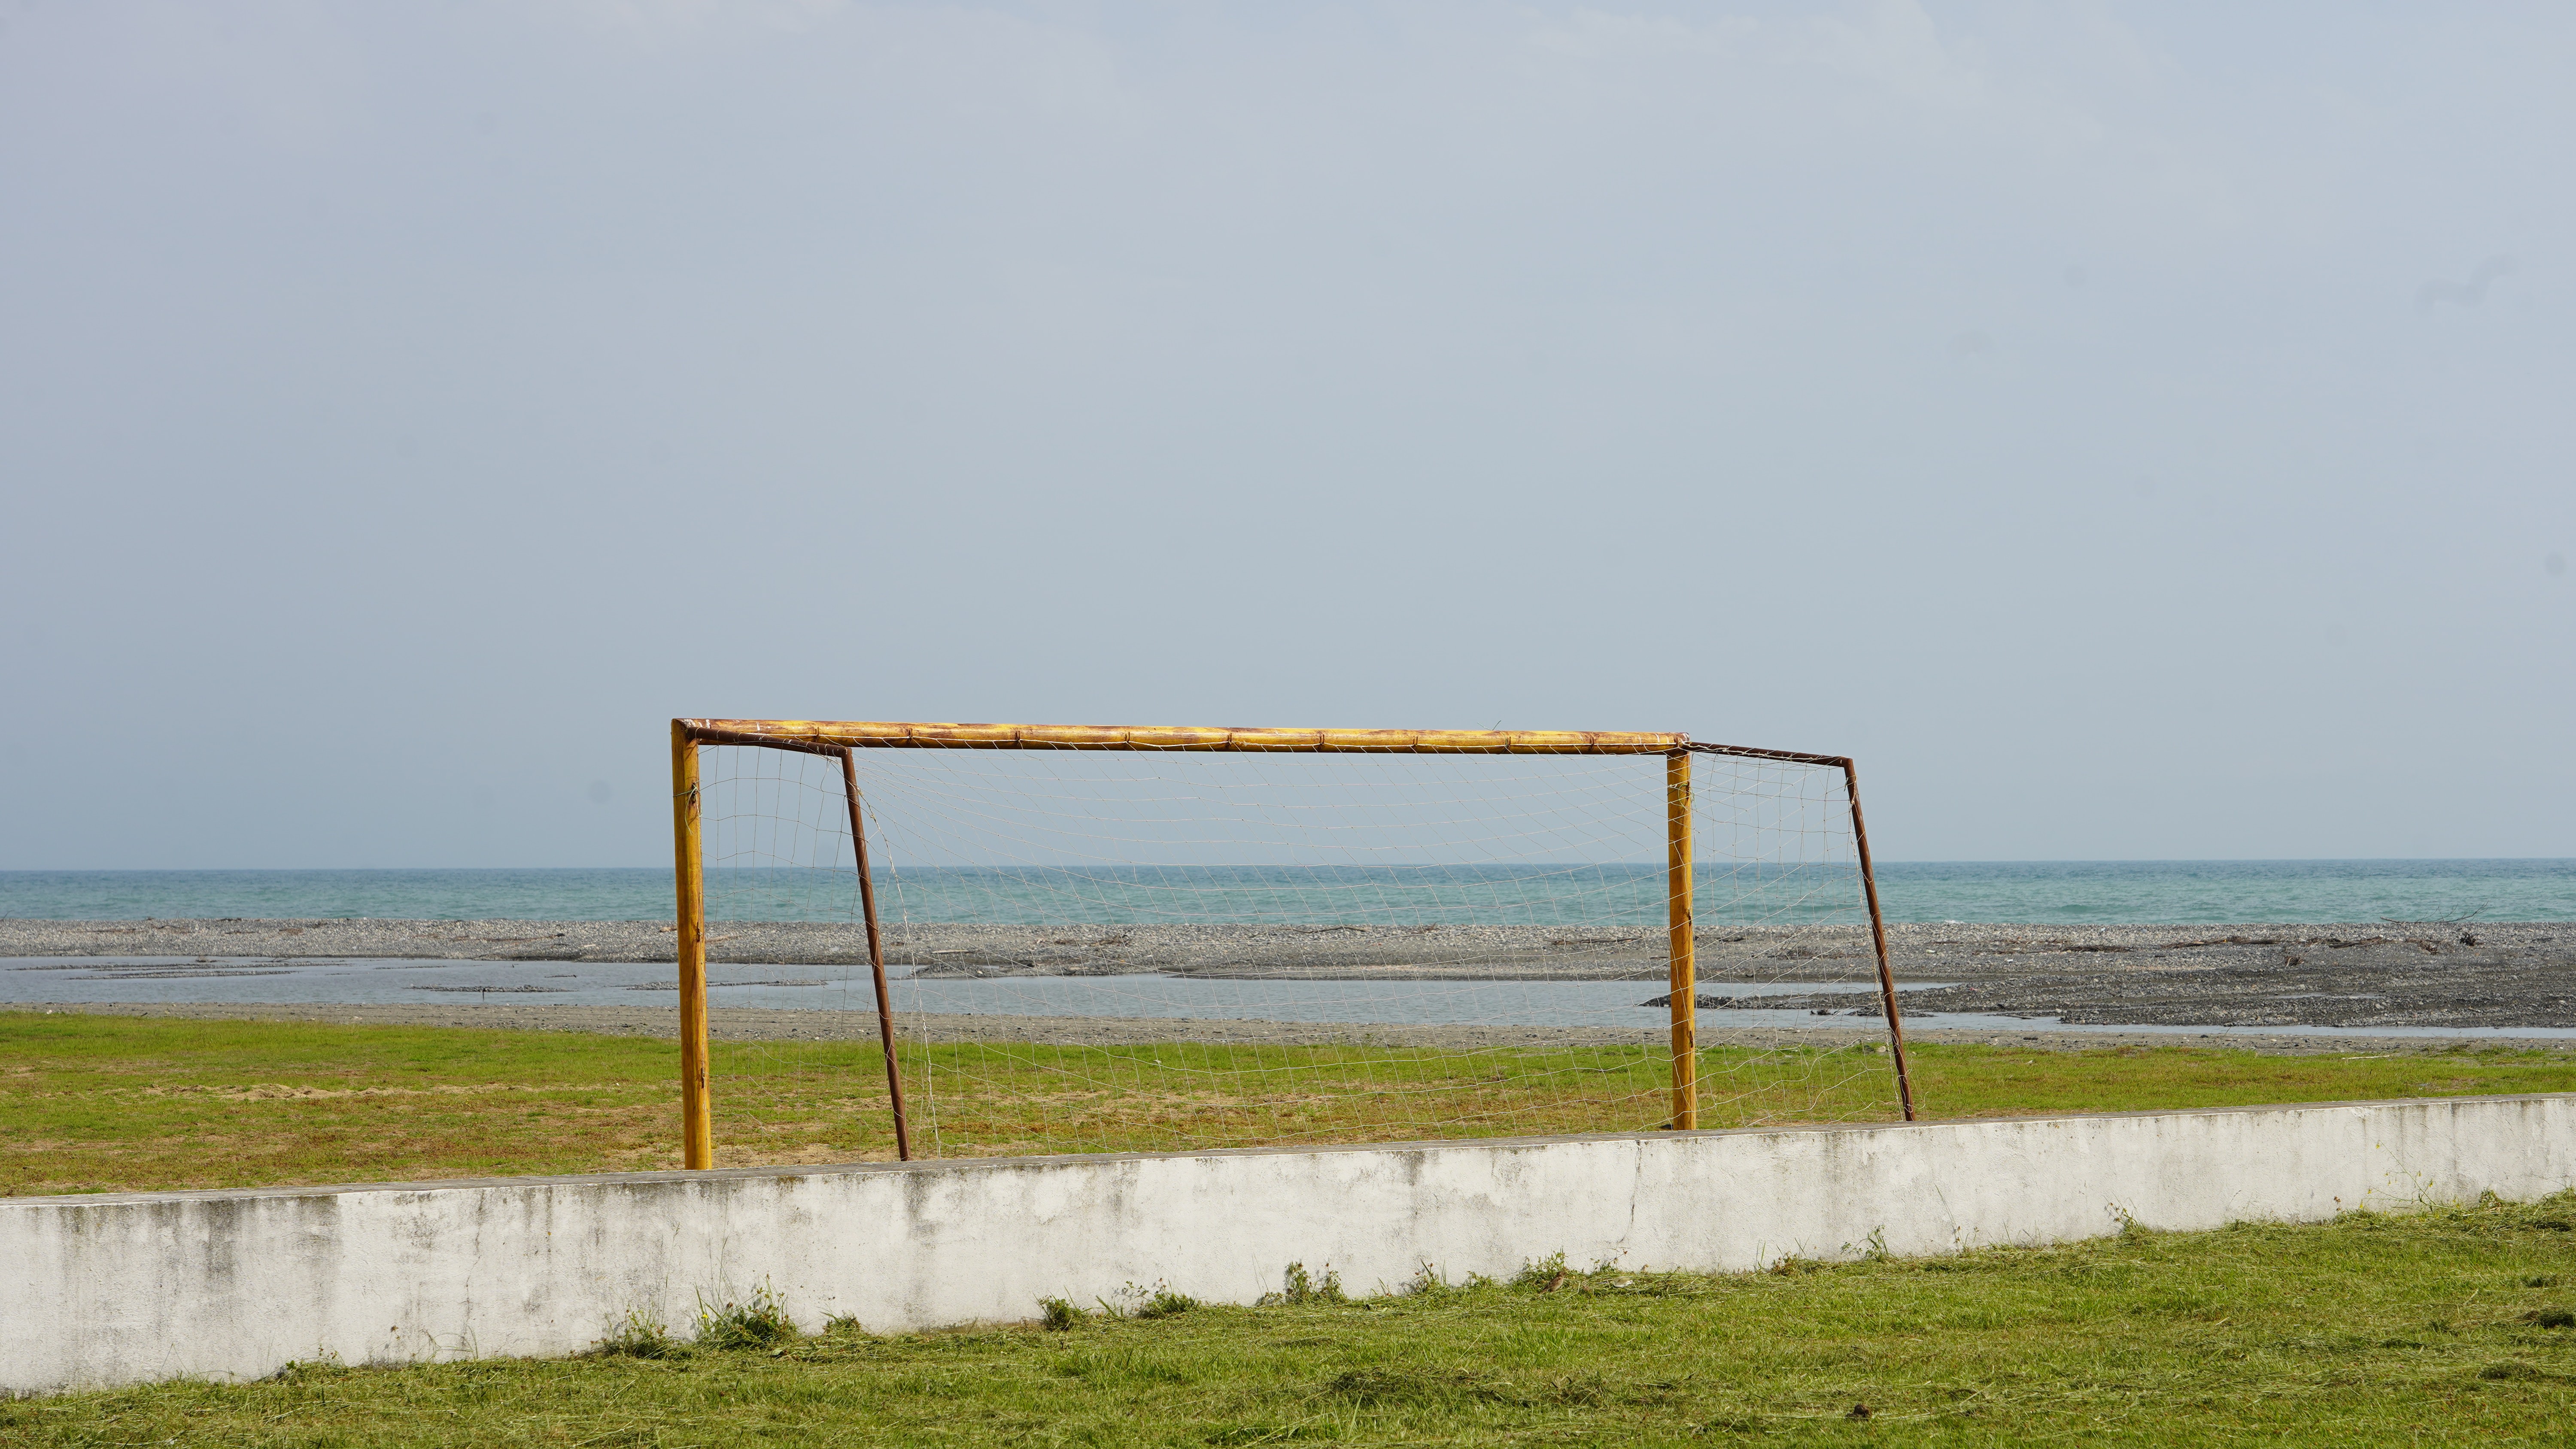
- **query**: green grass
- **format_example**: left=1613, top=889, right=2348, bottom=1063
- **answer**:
left=10, top=1192, right=2576, bottom=1444
left=6, top=1011, right=2574, bottom=1196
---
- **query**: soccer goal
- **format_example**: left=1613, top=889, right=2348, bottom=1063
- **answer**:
left=668, top=719, right=1913, bottom=1170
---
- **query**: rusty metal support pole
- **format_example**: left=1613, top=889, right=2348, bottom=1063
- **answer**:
left=841, top=749, right=913, bottom=1161
left=671, top=721, right=715, bottom=1169
left=1666, top=751, right=1697, bottom=1130
left=1843, top=759, right=1915, bottom=1122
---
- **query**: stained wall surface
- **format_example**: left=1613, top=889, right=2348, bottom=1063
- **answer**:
left=8, top=1095, right=2573, bottom=1393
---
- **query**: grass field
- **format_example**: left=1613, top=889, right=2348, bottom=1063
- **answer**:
left=8, top=1192, right=2575, bottom=1444
left=6, top=1011, right=2575, bottom=1196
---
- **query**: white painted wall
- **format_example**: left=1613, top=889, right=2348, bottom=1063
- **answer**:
left=7, top=1095, right=2572, bottom=1394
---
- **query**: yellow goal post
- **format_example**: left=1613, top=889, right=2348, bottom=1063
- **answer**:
left=669, top=718, right=1915, bottom=1170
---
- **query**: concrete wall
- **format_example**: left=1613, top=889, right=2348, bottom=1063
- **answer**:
left=8, top=1094, right=2573, bottom=1394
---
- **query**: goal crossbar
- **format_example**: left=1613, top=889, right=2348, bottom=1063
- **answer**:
left=669, top=718, right=1914, bottom=1170
left=682, top=718, right=1690, bottom=755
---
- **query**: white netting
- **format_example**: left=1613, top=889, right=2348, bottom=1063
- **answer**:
left=693, top=740, right=1905, bottom=1164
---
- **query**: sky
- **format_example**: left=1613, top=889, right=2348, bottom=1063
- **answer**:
left=3, top=1, right=2570, bottom=869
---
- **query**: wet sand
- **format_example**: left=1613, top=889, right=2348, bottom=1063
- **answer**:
left=5, top=918, right=2571, bottom=1037
left=0, top=917, right=1695, bottom=978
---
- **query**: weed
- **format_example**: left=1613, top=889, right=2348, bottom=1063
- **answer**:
left=694, top=1282, right=797, bottom=1352
left=2528, top=1307, right=2576, bottom=1329
left=261, top=1355, right=345, bottom=1384
left=1136, top=1287, right=1200, bottom=1319
left=594, top=1308, right=681, bottom=1360
left=1263, top=1262, right=1346, bottom=1307
left=1512, top=1252, right=1571, bottom=1292
left=1039, top=1297, right=1084, bottom=1332
left=1399, top=1262, right=1450, bottom=1297
left=1096, top=1279, right=1199, bottom=1319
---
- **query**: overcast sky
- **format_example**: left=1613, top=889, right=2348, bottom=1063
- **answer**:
left=4, top=1, right=2570, bottom=869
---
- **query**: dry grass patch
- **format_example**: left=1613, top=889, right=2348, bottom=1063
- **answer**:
left=5, top=1012, right=2573, bottom=1195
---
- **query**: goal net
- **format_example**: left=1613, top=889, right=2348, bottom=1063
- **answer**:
left=671, top=721, right=1911, bottom=1168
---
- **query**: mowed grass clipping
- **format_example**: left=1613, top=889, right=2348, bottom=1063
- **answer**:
left=10, top=1193, right=2576, bottom=1445
left=5, top=1010, right=2575, bottom=1195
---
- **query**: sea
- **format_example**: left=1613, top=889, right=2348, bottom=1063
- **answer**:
left=3, top=860, right=2571, bottom=925
left=9, top=861, right=2574, bottom=1037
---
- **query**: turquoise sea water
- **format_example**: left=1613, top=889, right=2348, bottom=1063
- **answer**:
left=3, top=860, right=2571, bottom=924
